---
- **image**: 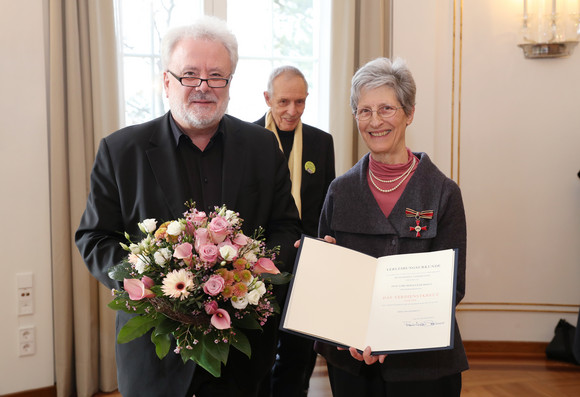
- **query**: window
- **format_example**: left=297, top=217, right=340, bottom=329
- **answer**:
left=115, top=0, right=330, bottom=131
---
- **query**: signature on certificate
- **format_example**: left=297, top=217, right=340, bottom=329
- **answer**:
left=403, top=320, right=444, bottom=327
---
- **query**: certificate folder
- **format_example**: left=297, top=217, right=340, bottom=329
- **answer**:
left=281, top=235, right=458, bottom=354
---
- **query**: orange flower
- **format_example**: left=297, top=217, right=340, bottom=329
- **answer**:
left=234, top=269, right=252, bottom=284
left=233, top=258, right=248, bottom=270
left=216, top=268, right=235, bottom=285
left=232, top=282, right=248, bottom=297
left=154, top=221, right=170, bottom=241
left=221, top=285, right=234, bottom=299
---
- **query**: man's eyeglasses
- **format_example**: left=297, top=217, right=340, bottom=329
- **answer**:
left=167, top=70, right=230, bottom=88
left=355, top=105, right=403, bottom=121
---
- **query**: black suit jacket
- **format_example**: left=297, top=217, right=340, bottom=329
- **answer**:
left=255, top=115, right=335, bottom=237
left=76, top=112, right=301, bottom=397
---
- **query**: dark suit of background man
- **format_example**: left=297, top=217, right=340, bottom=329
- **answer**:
left=255, top=66, right=336, bottom=397
left=75, top=16, right=301, bottom=397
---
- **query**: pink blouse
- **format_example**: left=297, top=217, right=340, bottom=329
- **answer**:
left=367, top=148, right=419, bottom=217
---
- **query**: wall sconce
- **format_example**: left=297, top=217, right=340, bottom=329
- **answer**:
left=518, top=0, right=580, bottom=58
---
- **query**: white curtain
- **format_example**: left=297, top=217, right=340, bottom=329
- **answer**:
left=49, top=0, right=120, bottom=395
left=329, top=0, right=392, bottom=175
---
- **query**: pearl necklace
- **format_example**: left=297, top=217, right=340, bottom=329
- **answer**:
left=368, top=156, right=416, bottom=193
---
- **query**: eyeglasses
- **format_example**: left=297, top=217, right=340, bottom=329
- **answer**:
left=355, top=105, right=403, bottom=121
left=167, top=70, right=230, bottom=88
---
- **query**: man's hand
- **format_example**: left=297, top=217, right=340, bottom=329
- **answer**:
left=294, top=234, right=336, bottom=248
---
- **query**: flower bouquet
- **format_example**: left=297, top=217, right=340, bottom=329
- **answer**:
left=107, top=202, right=291, bottom=377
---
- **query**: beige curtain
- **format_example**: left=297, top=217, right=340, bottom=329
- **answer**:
left=49, top=0, right=120, bottom=396
left=329, top=0, right=392, bottom=175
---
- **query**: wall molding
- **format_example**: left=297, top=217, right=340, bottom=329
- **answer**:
left=2, top=386, right=56, bottom=397
left=458, top=302, right=580, bottom=314
left=464, top=340, right=548, bottom=355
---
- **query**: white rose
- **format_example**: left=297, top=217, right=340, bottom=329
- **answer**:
left=247, top=289, right=261, bottom=305
left=231, top=296, right=248, bottom=310
left=254, top=280, right=267, bottom=296
left=243, top=251, right=258, bottom=264
left=129, top=243, right=141, bottom=255
left=154, top=248, right=172, bottom=266
left=166, top=221, right=184, bottom=236
left=139, top=218, right=157, bottom=234
left=225, top=210, right=239, bottom=224
left=134, top=257, right=147, bottom=274
left=219, top=245, right=238, bottom=261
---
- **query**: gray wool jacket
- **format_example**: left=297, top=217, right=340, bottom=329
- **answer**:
left=316, top=152, right=469, bottom=382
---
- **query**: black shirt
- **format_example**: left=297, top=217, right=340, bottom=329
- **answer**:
left=276, top=128, right=295, bottom=159
left=169, top=115, right=223, bottom=213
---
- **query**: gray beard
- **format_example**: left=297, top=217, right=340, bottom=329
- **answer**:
left=170, top=94, right=228, bottom=129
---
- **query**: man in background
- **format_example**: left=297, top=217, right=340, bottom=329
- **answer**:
left=255, top=65, right=335, bottom=397
left=76, top=17, right=301, bottom=397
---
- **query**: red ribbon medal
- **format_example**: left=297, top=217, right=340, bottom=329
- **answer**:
left=405, top=208, right=434, bottom=237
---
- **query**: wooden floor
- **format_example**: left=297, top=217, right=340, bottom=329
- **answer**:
left=95, top=352, right=580, bottom=397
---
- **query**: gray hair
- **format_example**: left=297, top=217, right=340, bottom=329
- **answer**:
left=160, top=16, right=239, bottom=74
left=350, top=57, right=416, bottom=117
left=266, top=65, right=308, bottom=95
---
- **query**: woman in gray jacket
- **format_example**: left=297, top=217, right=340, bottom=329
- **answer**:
left=316, top=57, right=468, bottom=396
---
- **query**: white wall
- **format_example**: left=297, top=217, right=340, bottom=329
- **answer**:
left=393, top=0, right=580, bottom=342
left=0, top=0, right=54, bottom=394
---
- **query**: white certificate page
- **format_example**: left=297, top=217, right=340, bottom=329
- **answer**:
left=366, top=249, right=456, bottom=352
left=281, top=236, right=457, bottom=354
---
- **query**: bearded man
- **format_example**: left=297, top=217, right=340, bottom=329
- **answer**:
left=76, top=16, right=301, bottom=397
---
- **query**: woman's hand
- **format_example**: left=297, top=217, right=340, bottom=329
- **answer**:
left=338, top=346, right=387, bottom=365
left=294, top=235, right=336, bottom=248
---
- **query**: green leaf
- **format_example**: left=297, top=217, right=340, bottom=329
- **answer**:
left=117, top=315, right=159, bottom=344
left=179, top=343, right=199, bottom=362
left=232, top=313, right=262, bottom=330
left=151, top=331, right=171, bottom=359
left=108, top=262, right=133, bottom=281
left=108, top=298, right=150, bottom=315
left=202, top=333, right=230, bottom=364
left=108, top=299, right=127, bottom=311
left=270, top=299, right=281, bottom=314
left=155, top=316, right=179, bottom=334
left=181, top=339, right=223, bottom=378
left=261, top=272, right=293, bottom=285
left=231, top=330, right=251, bottom=358
left=198, top=347, right=223, bottom=377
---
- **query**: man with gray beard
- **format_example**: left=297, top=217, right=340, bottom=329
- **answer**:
left=75, top=16, right=301, bottom=397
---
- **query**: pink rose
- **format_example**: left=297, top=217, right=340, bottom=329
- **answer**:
left=198, top=244, right=219, bottom=263
left=190, top=210, right=207, bottom=226
left=253, top=258, right=280, bottom=275
left=204, top=300, right=218, bottom=315
left=211, top=308, right=231, bottom=330
left=185, top=221, right=196, bottom=236
left=232, top=233, right=250, bottom=248
left=124, top=277, right=155, bottom=300
left=194, top=228, right=210, bottom=251
left=208, top=217, right=230, bottom=243
left=173, top=242, right=193, bottom=259
left=203, top=275, right=225, bottom=296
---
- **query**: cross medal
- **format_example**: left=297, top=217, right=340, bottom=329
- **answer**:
left=405, top=208, right=434, bottom=237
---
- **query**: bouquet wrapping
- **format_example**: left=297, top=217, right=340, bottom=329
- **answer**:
left=108, top=202, right=291, bottom=377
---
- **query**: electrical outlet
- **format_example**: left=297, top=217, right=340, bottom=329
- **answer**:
left=17, top=273, right=34, bottom=316
left=18, top=287, right=33, bottom=315
left=18, top=326, right=36, bottom=356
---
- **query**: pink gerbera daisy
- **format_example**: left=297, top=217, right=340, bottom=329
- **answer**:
left=161, top=269, right=194, bottom=300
